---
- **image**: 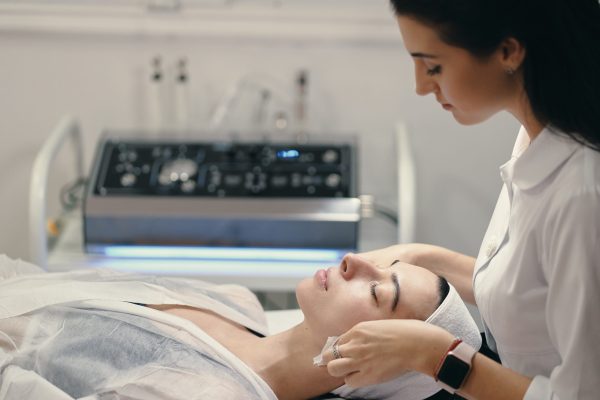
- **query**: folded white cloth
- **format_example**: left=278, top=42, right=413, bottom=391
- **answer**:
left=426, top=283, right=481, bottom=348
left=330, top=283, right=482, bottom=400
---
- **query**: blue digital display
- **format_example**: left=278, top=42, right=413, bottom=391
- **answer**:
left=276, top=149, right=300, bottom=159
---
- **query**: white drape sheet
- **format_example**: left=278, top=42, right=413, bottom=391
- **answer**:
left=0, top=255, right=277, bottom=400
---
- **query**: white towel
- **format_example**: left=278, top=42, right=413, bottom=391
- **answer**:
left=329, top=283, right=482, bottom=399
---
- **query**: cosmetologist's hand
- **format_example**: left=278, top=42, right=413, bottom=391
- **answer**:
left=322, top=319, right=454, bottom=388
left=358, top=244, right=427, bottom=269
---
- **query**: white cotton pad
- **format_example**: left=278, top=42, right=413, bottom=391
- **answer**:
left=313, top=336, right=339, bottom=366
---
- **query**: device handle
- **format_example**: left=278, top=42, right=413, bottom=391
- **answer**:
left=29, top=115, right=84, bottom=268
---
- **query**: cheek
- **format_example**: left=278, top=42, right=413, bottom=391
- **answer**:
left=326, top=294, right=380, bottom=334
left=442, top=69, right=483, bottom=105
left=458, top=67, right=506, bottom=105
left=299, top=286, right=378, bottom=337
left=442, top=71, right=506, bottom=124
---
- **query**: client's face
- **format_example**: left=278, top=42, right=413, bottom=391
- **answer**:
left=296, top=253, right=441, bottom=341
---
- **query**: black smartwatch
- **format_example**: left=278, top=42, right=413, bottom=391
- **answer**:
left=434, top=339, right=477, bottom=394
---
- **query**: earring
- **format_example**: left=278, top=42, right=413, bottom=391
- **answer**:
left=505, top=67, right=515, bottom=75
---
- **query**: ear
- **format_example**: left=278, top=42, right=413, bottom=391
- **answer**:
left=499, top=37, right=526, bottom=71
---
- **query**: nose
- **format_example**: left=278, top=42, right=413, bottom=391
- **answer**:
left=414, top=65, right=437, bottom=96
left=340, top=253, right=380, bottom=281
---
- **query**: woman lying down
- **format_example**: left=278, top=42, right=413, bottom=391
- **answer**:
left=0, top=253, right=480, bottom=400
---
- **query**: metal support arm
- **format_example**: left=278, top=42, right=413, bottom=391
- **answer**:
left=29, top=115, right=83, bottom=268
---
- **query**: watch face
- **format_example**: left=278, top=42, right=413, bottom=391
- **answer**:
left=437, top=355, right=470, bottom=389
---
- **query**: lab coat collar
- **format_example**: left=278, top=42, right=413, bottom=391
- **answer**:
left=509, top=125, right=580, bottom=190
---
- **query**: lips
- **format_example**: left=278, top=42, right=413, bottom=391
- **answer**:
left=442, top=103, right=453, bottom=110
left=316, top=269, right=328, bottom=291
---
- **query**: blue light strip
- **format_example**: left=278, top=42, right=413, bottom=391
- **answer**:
left=102, top=245, right=347, bottom=262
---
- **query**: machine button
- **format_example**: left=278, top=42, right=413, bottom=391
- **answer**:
left=159, top=158, right=198, bottom=185
left=245, top=172, right=267, bottom=192
left=291, top=173, right=302, bottom=188
left=271, top=175, right=288, bottom=187
left=210, top=172, right=222, bottom=186
left=299, top=153, right=315, bottom=163
left=159, top=173, right=170, bottom=186
left=261, top=148, right=275, bottom=166
left=325, top=173, right=341, bottom=188
left=181, top=180, right=196, bottom=193
left=120, top=172, right=137, bottom=187
left=224, top=174, right=243, bottom=186
left=322, top=149, right=339, bottom=163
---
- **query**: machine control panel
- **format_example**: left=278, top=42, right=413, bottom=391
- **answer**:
left=91, top=139, right=356, bottom=198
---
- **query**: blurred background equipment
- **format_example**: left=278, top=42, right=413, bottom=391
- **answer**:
left=83, top=134, right=360, bottom=258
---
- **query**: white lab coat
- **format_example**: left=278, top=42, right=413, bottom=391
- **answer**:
left=473, top=126, right=600, bottom=399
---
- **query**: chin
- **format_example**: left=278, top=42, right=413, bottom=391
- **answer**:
left=452, top=109, right=495, bottom=126
left=295, top=278, right=312, bottom=312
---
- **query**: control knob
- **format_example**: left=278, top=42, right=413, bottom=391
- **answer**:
left=158, top=158, right=198, bottom=185
left=325, top=173, right=341, bottom=188
left=322, top=149, right=339, bottom=164
left=120, top=172, right=137, bottom=187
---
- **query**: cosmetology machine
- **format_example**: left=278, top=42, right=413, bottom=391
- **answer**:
left=83, top=134, right=360, bottom=259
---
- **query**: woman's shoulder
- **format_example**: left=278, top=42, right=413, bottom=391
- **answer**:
left=551, top=139, right=600, bottom=199
left=531, top=127, right=600, bottom=200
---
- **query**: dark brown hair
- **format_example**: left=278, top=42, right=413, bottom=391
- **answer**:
left=390, top=0, right=600, bottom=150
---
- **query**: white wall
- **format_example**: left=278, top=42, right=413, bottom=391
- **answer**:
left=0, top=1, right=517, bottom=263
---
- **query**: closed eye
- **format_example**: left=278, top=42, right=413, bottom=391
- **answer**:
left=426, top=65, right=442, bottom=76
left=370, top=281, right=379, bottom=305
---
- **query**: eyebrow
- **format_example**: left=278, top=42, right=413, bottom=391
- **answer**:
left=391, top=272, right=400, bottom=312
left=410, top=52, right=439, bottom=59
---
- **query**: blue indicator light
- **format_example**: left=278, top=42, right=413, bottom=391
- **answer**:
left=277, top=149, right=300, bottom=159
left=102, top=245, right=346, bottom=262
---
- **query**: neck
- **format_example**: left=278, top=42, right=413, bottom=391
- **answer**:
left=232, top=323, right=344, bottom=400
left=508, top=83, right=545, bottom=140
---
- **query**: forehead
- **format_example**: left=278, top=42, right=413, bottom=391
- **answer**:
left=396, top=15, right=445, bottom=54
left=390, top=261, right=436, bottom=281
left=388, top=262, right=440, bottom=318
